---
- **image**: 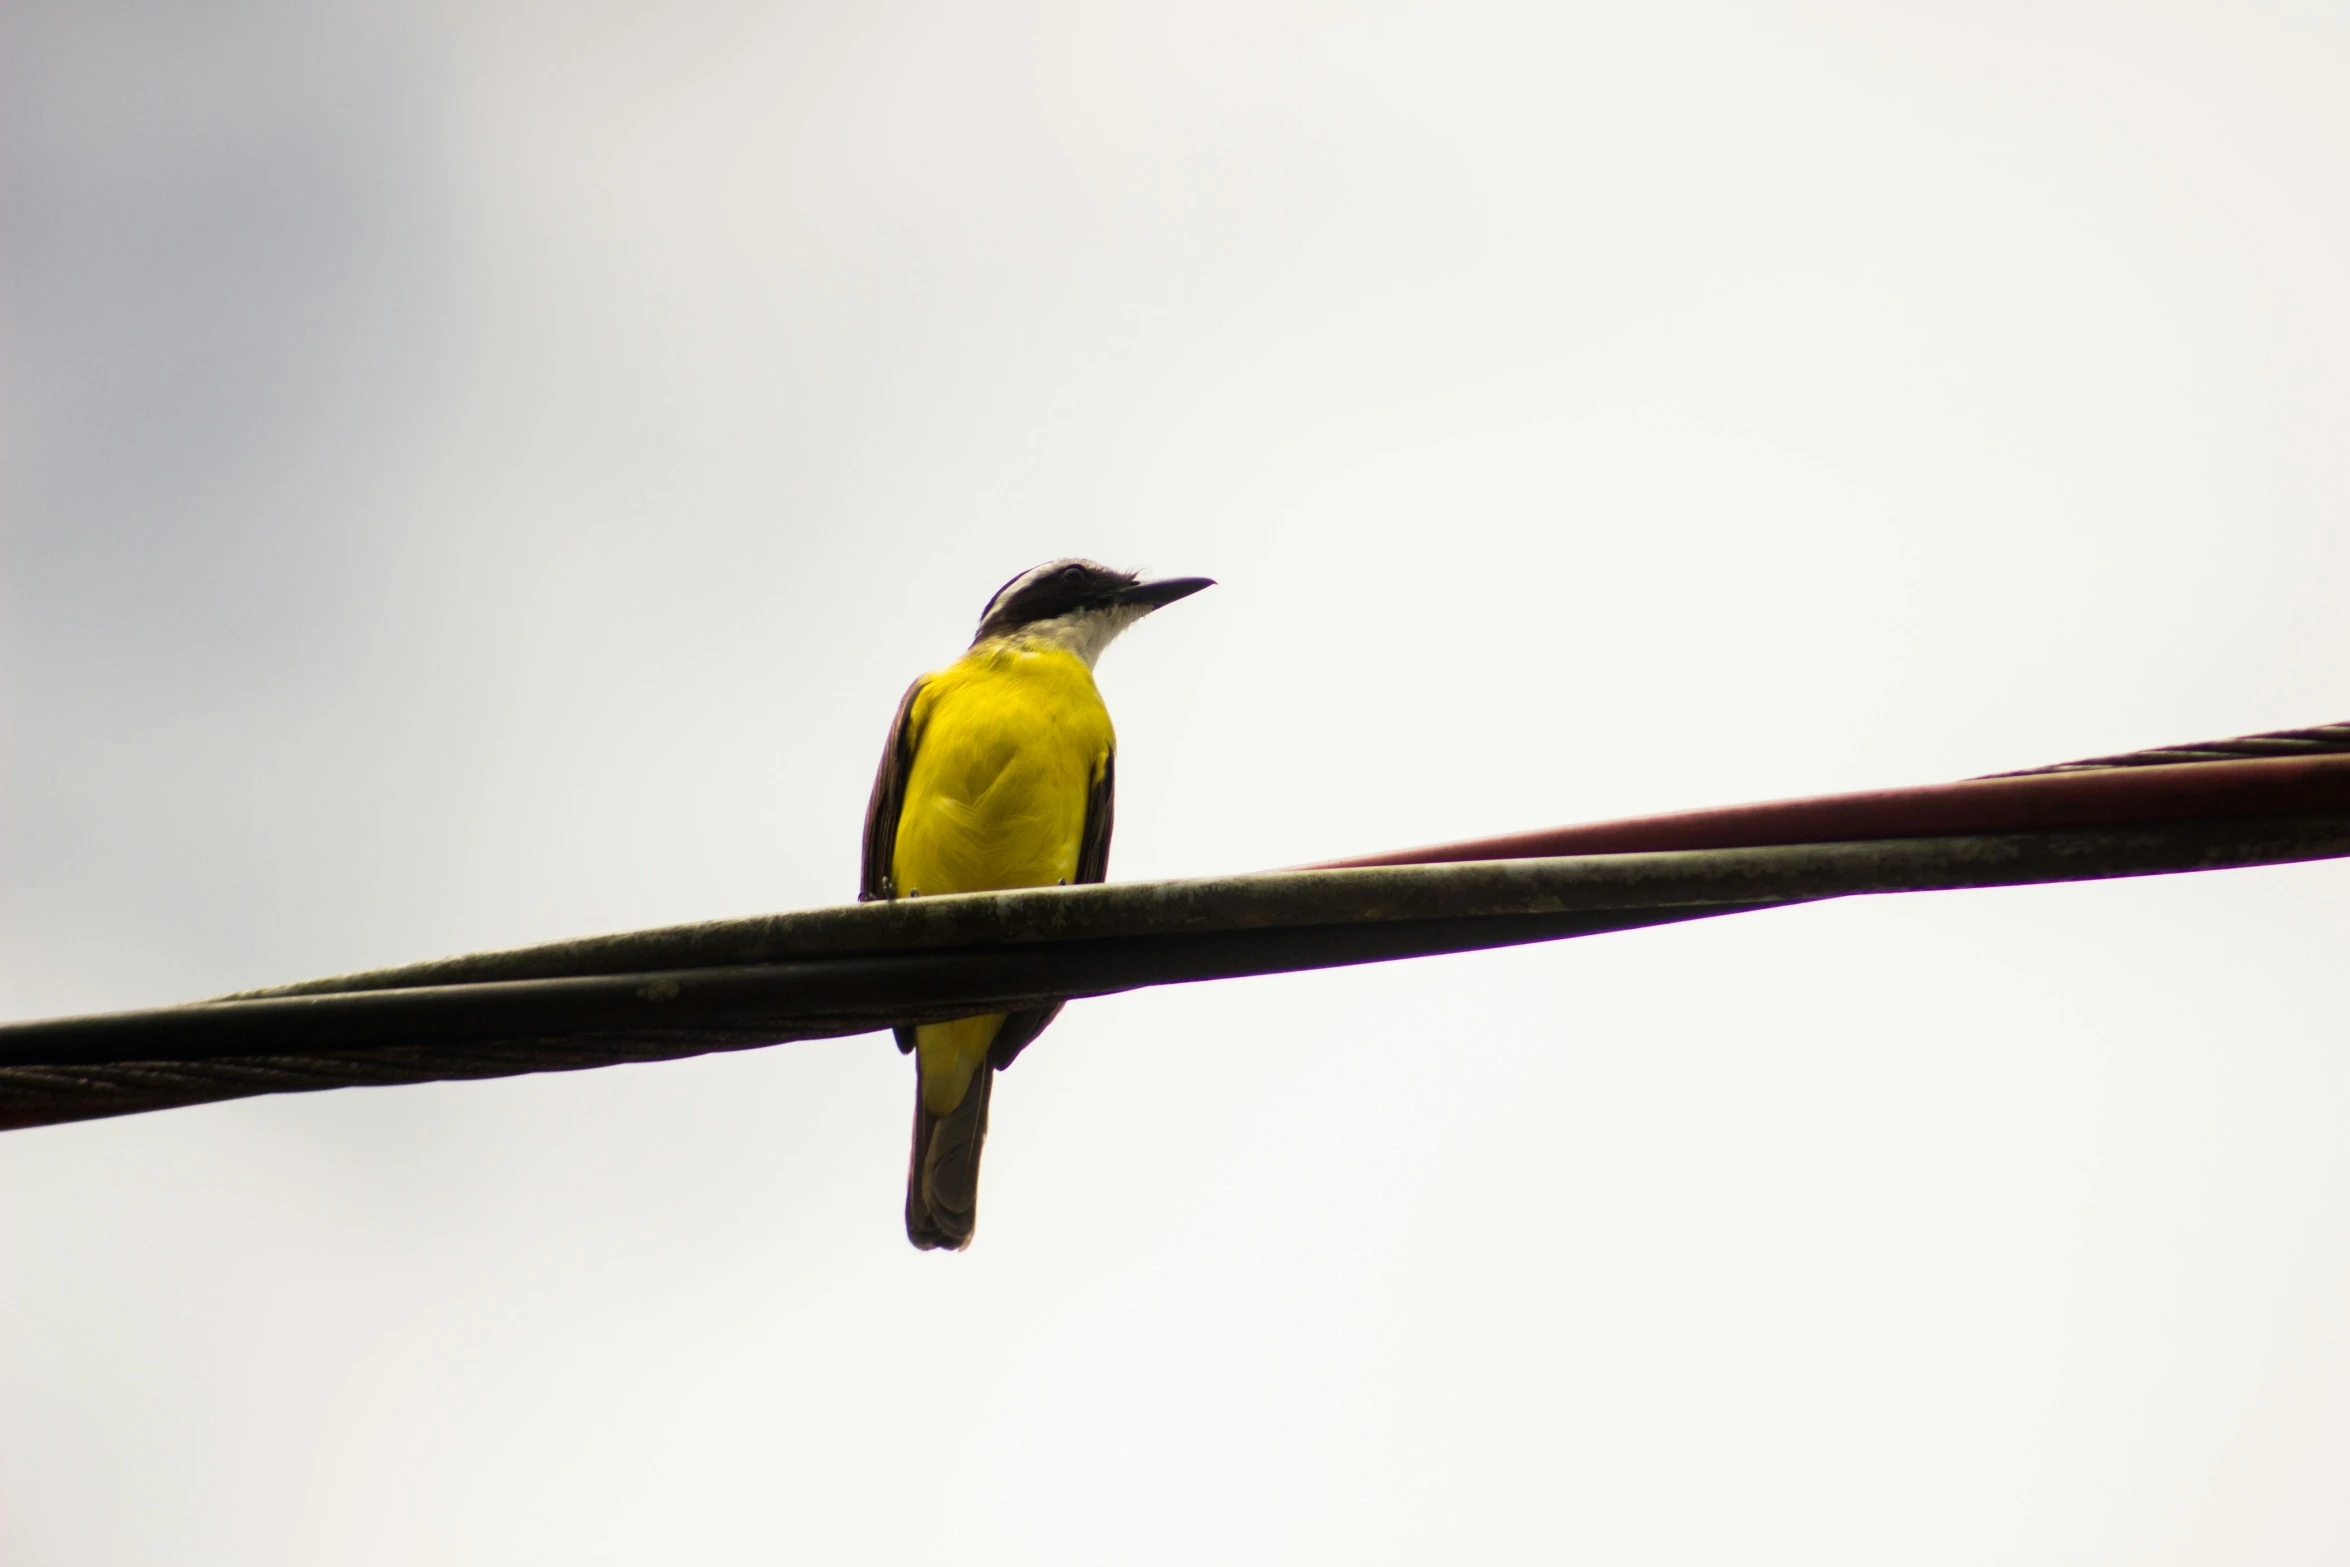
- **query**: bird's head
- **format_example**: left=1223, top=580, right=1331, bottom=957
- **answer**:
left=971, top=558, right=1214, bottom=665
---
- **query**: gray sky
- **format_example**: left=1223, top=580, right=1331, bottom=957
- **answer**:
left=5, top=1, right=2350, bottom=1561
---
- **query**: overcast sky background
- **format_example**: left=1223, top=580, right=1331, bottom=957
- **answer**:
left=4, top=1, right=2349, bottom=1561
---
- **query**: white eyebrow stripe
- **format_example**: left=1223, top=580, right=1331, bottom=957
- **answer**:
left=979, top=565, right=1057, bottom=623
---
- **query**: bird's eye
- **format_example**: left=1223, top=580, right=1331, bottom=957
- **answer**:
left=1059, top=564, right=1085, bottom=582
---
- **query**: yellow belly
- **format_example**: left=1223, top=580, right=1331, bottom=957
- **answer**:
left=894, top=641, right=1113, bottom=1112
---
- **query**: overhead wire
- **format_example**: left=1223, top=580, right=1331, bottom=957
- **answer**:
left=4, top=721, right=2346, bottom=1133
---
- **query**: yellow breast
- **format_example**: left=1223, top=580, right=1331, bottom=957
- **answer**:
left=892, top=640, right=1114, bottom=900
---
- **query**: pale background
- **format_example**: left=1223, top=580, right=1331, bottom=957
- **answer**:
left=5, top=2, right=2349, bottom=1562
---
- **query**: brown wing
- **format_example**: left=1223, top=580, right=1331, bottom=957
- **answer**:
left=1074, top=745, right=1115, bottom=885
left=861, top=676, right=927, bottom=905
left=986, top=743, right=1115, bottom=1072
left=862, top=678, right=928, bottom=1056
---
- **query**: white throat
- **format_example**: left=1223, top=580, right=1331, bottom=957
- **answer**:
left=1004, top=603, right=1149, bottom=667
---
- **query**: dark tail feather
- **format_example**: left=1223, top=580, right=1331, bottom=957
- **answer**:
left=906, top=1063, right=993, bottom=1251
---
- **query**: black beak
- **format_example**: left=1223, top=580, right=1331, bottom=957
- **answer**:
left=1114, top=575, right=1215, bottom=610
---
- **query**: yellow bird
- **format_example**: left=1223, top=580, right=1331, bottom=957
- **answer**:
left=861, top=559, right=1214, bottom=1250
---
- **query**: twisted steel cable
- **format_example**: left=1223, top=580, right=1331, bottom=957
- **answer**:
left=1991, top=720, right=2350, bottom=774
